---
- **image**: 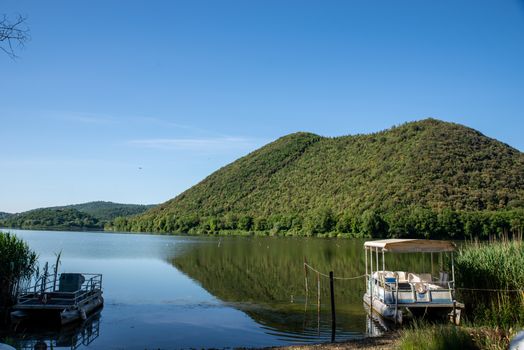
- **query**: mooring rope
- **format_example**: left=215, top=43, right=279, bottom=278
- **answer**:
left=456, top=287, right=524, bottom=293
left=303, top=262, right=366, bottom=280
left=304, top=263, right=524, bottom=290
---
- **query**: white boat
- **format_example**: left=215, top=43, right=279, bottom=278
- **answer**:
left=363, top=239, right=464, bottom=325
left=11, top=272, right=103, bottom=326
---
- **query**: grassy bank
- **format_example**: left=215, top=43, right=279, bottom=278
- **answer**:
left=396, top=322, right=519, bottom=350
left=397, top=323, right=476, bottom=350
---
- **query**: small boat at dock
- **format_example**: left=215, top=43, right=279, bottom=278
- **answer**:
left=11, top=272, right=103, bottom=326
left=363, top=239, right=464, bottom=325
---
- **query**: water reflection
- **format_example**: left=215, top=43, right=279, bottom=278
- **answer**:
left=10, top=311, right=101, bottom=350
left=171, top=236, right=431, bottom=344
left=171, top=237, right=370, bottom=343
left=364, top=304, right=393, bottom=337
left=2, top=230, right=432, bottom=348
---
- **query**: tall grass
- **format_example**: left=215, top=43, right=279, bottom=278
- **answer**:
left=0, top=231, right=38, bottom=325
left=397, top=323, right=515, bottom=350
left=397, top=322, right=477, bottom=350
left=455, top=238, right=524, bottom=326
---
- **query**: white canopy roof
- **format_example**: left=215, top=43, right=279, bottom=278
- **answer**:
left=364, top=239, right=455, bottom=253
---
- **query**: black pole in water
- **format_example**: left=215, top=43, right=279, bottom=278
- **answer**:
left=329, top=271, right=336, bottom=342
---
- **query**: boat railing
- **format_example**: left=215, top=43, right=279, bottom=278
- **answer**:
left=371, top=272, right=456, bottom=304
left=16, top=273, right=103, bottom=307
left=373, top=272, right=455, bottom=290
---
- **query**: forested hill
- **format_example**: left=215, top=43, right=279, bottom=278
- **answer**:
left=1, top=208, right=103, bottom=230
left=1, top=201, right=155, bottom=230
left=0, top=212, right=12, bottom=220
left=51, top=201, right=155, bottom=221
left=112, top=119, right=524, bottom=238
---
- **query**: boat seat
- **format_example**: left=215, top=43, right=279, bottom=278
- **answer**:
left=372, top=271, right=389, bottom=279
left=419, top=273, right=432, bottom=282
left=59, top=273, right=85, bottom=293
left=383, top=271, right=397, bottom=283
left=395, top=271, right=408, bottom=282
left=408, top=273, right=432, bottom=283
left=397, top=282, right=412, bottom=291
left=439, top=271, right=449, bottom=283
left=408, top=273, right=418, bottom=282
left=372, top=271, right=398, bottom=286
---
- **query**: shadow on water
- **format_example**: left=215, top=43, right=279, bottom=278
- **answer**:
left=2, top=310, right=101, bottom=350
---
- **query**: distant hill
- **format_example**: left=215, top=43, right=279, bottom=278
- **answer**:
left=0, top=212, right=12, bottom=220
left=1, top=208, right=103, bottom=230
left=110, top=119, right=524, bottom=238
left=1, top=201, right=156, bottom=231
left=51, top=201, right=156, bottom=221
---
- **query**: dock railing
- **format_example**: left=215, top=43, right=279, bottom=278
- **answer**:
left=16, top=273, right=102, bottom=309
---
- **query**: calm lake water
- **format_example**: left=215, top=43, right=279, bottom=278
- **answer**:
left=0, top=229, right=424, bottom=349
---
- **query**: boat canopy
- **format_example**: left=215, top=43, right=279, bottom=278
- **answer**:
left=364, top=239, right=455, bottom=253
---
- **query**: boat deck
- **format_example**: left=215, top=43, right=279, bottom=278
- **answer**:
left=13, top=273, right=103, bottom=311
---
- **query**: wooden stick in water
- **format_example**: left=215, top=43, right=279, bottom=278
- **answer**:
left=330, top=271, right=336, bottom=342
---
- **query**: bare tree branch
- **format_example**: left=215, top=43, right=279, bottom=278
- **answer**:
left=0, top=14, right=30, bottom=59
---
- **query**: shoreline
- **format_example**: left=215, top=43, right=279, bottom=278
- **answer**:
left=256, top=333, right=399, bottom=350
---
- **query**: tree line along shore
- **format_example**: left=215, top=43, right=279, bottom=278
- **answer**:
left=109, top=207, right=524, bottom=240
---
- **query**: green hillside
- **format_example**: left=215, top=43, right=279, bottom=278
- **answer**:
left=51, top=201, right=155, bottom=221
left=112, top=119, right=524, bottom=238
left=0, top=212, right=12, bottom=220
left=1, top=208, right=103, bottom=230
left=0, top=201, right=155, bottom=231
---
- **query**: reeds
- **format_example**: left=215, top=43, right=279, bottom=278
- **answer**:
left=0, top=231, right=38, bottom=324
left=455, top=238, right=524, bottom=326
left=397, top=322, right=516, bottom=350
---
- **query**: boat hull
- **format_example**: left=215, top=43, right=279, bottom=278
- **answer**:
left=363, top=293, right=462, bottom=324
left=61, top=294, right=104, bottom=325
left=11, top=291, right=104, bottom=327
left=363, top=293, right=403, bottom=324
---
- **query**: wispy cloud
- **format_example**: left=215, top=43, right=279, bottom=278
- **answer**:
left=49, top=111, right=225, bottom=136
left=68, top=115, right=117, bottom=124
left=132, top=116, right=222, bottom=136
left=129, top=137, right=261, bottom=152
left=50, top=111, right=118, bottom=125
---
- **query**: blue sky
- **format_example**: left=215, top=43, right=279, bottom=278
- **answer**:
left=1, top=0, right=523, bottom=213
